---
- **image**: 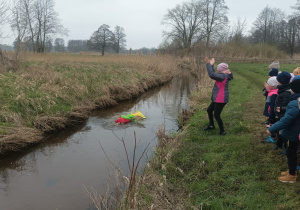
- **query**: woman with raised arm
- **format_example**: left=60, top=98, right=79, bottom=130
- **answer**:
left=204, top=57, right=233, bottom=135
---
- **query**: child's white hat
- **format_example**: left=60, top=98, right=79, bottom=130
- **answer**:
left=267, top=76, right=278, bottom=87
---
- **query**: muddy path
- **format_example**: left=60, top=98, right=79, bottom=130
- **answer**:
left=0, top=71, right=197, bottom=210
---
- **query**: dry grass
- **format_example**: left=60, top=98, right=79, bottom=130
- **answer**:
left=192, top=43, right=288, bottom=60
left=0, top=127, right=43, bottom=153
left=136, top=125, right=195, bottom=209
left=188, top=58, right=214, bottom=110
left=0, top=53, right=178, bottom=154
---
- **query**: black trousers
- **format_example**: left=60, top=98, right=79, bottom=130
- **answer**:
left=287, top=141, right=299, bottom=175
left=276, top=134, right=287, bottom=149
left=207, top=102, right=227, bottom=132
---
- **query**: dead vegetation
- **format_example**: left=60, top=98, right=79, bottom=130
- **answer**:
left=85, top=131, right=151, bottom=210
left=0, top=48, right=17, bottom=72
left=0, top=127, right=43, bottom=154
left=135, top=125, right=190, bottom=209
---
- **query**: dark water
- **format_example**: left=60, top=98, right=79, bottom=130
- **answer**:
left=0, top=71, right=197, bottom=210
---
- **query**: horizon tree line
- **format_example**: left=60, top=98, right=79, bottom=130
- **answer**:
left=2, top=0, right=300, bottom=57
left=45, top=24, right=127, bottom=54
left=161, top=0, right=300, bottom=58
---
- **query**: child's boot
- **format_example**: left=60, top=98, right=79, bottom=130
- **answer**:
left=279, top=149, right=287, bottom=156
left=219, top=131, right=226, bottom=135
left=278, top=174, right=297, bottom=183
left=204, top=125, right=215, bottom=131
left=264, top=136, right=275, bottom=143
left=281, top=170, right=297, bottom=177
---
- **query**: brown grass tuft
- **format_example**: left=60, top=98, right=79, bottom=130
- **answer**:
left=0, top=127, right=43, bottom=154
left=34, top=116, right=69, bottom=133
left=93, top=97, right=118, bottom=109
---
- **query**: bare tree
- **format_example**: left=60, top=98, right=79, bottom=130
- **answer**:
left=11, top=0, right=29, bottom=61
left=113, top=25, right=126, bottom=54
left=292, top=0, right=300, bottom=12
left=35, top=0, right=68, bottom=52
left=54, top=38, right=64, bottom=52
left=162, top=0, right=228, bottom=49
left=251, top=6, right=285, bottom=44
left=162, top=1, right=205, bottom=49
left=203, top=0, right=229, bottom=47
left=281, top=18, right=300, bottom=58
left=279, top=2, right=300, bottom=58
left=0, top=0, right=8, bottom=41
left=10, top=0, right=68, bottom=53
left=229, top=17, right=247, bottom=43
left=0, top=0, right=10, bottom=67
left=88, top=24, right=113, bottom=56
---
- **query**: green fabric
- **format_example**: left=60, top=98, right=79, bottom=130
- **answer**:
left=121, top=114, right=135, bottom=120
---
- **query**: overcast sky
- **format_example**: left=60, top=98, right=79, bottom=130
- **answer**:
left=2, top=0, right=297, bottom=49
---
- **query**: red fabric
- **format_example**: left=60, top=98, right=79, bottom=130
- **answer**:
left=115, top=117, right=130, bottom=124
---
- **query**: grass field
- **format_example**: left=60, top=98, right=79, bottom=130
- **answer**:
left=137, top=62, right=300, bottom=209
left=0, top=53, right=177, bottom=154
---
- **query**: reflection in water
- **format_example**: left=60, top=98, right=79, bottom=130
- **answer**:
left=0, top=71, right=197, bottom=210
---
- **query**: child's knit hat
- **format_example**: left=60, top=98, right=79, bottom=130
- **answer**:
left=267, top=76, right=278, bottom=87
left=276, top=71, right=292, bottom=85
left=269, top=68, right=279, bottom=76
left=269, top=60, right=280, bottom=70
left=293, top=67, right=300, bottom=76
left=290, top=78, right=300, bottom=93
left=217, top=63, right=229, bottom=72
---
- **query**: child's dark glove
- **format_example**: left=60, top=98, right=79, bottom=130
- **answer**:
left=262, top=88, right=268, bottom=97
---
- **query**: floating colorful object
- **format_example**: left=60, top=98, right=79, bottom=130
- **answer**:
left=131, top=110, right=146, bottom=119
left=115, top=117, right=131, bottom=124
left=121, top=114, right=135, bottom=120
left=115, top=110, right=146, bottom=124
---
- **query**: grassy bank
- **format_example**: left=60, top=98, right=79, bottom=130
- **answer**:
left=137, top=62, right=300, bottom=209
left=0, top=53, right=177, bottom=154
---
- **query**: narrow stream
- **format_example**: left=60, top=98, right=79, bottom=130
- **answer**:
left=0, top=71, right=197, bottom=210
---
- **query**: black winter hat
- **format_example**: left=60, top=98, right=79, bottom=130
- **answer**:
left=277, top=71, right=292, bottom=85
left=269, top=68, right=279, bottom=76
left=290, top=78, right=300, bottom=93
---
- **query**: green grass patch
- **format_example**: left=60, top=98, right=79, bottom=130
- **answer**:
left=164, top=62, right=300, bottom=208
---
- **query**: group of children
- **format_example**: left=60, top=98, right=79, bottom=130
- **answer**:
left=263, top=61, right=300, bottom=190
left=204, top=57, right=300, bottom=193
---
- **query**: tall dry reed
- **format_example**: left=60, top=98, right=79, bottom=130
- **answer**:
left=192, top=43, right=288, bottom=61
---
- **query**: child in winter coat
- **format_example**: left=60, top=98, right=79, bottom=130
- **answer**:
left=204, top=57, right=233, bottom=135
left=263, top=77, right=278, bottom=134
left=262, top=61, right=280, bottom=123
left=271, top=71, right=292, bottom=149
left=267, top=78, right=300, bottom=183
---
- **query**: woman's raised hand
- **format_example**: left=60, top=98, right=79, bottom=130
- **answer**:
left=204, top=57, right=210, bottom=64
left=204, top=57, right=216, bottom=65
